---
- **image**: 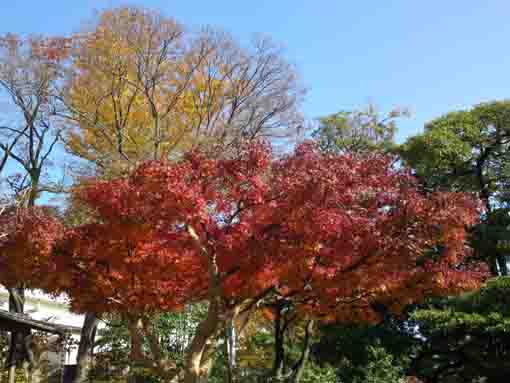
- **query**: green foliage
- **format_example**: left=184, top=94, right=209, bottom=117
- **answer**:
left=411, top=277, right=510, bottom=382
left=399, top=121, right=474, bottom=189
left=236, top=331, right=274, bottom=375
left=413, top=277, right=510, bottom=333
left=316, top=322, right=418, bottom=383
left=352, top=346, right=405, bottom=383
left=298, top=362, right=337, bottom=383
left=92, top=304, right=207, bottom=382
left=399, top=100, right=510, bottom=200
left=469, top=208, right=510, bottom=267
left=312, top=104, right=408, bottom=154
left=399, top=102, right=510, bottom=380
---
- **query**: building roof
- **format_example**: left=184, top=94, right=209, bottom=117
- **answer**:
left=0, top=309, right=81, bottom=335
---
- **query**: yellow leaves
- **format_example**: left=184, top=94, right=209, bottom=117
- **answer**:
left=434, top=274, right=446, bottom=288
left=378, top=283, right=388, bottom=293
left=260, top=307, right=275, bottom=321
left=65, top=6, right=303, bottom=175
left=304, top=242, right=322, bottom=253
left=66, top=17, right=198, bottom=172
left=56, top=273, right=73, bottom=289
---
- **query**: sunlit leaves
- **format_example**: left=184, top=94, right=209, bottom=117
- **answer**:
left=0, top=141, right=486, bottom=325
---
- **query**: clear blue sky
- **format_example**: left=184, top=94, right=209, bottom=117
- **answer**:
left=2, top=0, right=510, bottom=142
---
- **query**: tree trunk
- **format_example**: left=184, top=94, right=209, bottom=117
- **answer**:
left=30, top=364, right=42, bottom=383
left=183, top=300, right=221, bottom=383
left=489, top=256, right=499, bottom=277
left=72, top=312, right=99, bottom=383
left=223, top=334, right=233, bottom=383
left=271, top=304, right=285, bottom=380
left=7, top=334, right=18, bottom=383
left=126, top=315, right=181, bottom=382
left=228, top=319, right=237, bottom=369
left=6, top=287, right=28, bottom=383
left=290, top=320, right=314, bottom=383
left=223, top=317, right=237, bottom=383
left=23, top=332, right=44, bottom=383
left=496, top=254, right=509, bottom=276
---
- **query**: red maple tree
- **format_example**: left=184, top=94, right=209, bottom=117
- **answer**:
left=0, top=206, right=63, bottom=291
left=0, top=142, right=487, bottom=383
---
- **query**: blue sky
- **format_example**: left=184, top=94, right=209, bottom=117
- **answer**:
left=2, top=0, right=510, bottom=142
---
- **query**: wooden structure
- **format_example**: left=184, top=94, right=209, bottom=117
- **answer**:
left=0, top=309, right=76, bottom=335
left=0, top=309, right=79, bottom=383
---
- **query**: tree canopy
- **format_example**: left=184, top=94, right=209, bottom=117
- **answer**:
left=64, top=7, right=304, bottom=176
left=0, top=141, right=486, bottom=382
left=1, top=5, right=508, bottom=383
left=312, top=104, right=409, bottom=155
left=399, top=101, right=510, bottom=206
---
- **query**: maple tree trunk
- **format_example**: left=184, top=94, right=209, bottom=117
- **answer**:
left=126, top=315, right=181, bottom=382
left=183, top=300, right=221, bottom=383
left=183, top=226, right=225, bottom=383
left=73, top=312, right=99, bottom=383
left=23, top=333, right=43, bottom=383
left=30, top=365, right=42, bottom=383
left=23, top=346, right=43, bottom=383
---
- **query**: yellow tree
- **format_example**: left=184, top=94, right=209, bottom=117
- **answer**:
left=64, top=7, right=304, bottom=176
left=65, top=7, right=193, bottom=175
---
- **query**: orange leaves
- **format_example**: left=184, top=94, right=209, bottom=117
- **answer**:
left=29, top=37, right=72, bottom=62
left=0, top=207, right=63, bottom=290
left=260, top=143, right=486, bottom=321
left=0, top=34, right=71, bottom=63
left=0, top=141, right=487, bottom=323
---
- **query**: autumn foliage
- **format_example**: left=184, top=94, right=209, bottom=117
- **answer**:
left=0, top=7, right=498, bottom=383
left=0, top=142, right=487, bottom=381
left=1, top=142, right=484, bottom=316
left=64, top=7, right=303, bottom=176
left=0, top=207, right=63, bottom=291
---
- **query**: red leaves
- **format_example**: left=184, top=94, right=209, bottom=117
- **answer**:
left=0, top=142, right=487, bottom=322
left=69, top=142, right=485, bottom=318
left=0, top=207, right=63, bottom=290
left=0, top=34, right=72, bottom=62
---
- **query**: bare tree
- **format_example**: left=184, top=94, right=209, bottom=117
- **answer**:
left=185, top=30, right=304, bottom=155
left=0, top=34, right=69, bottom=205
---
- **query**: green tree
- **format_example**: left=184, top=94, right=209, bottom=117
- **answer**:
left=315, top=320, right=419, bottom=383
left=411, top=277, right=510, bottom=383
left=312, top=104, right=409, bottom=154
left=353, top=346, right=405, bottom=383
left=399, top=100, right=510, bottom=206
left=398, top=101, right=510, bottom=382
